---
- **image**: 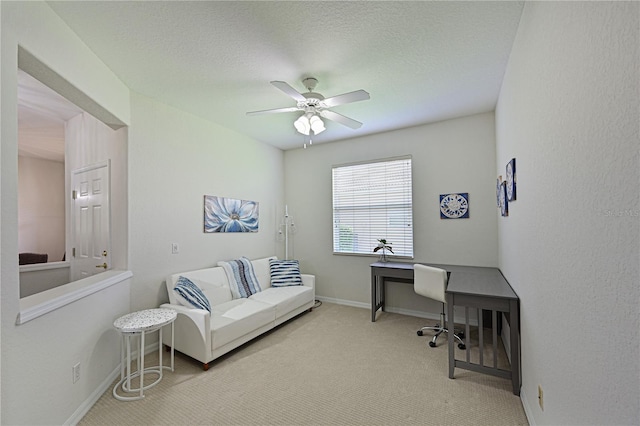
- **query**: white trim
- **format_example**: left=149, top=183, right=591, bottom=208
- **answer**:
left=64, top=364, right=120, bottom=426
left=314, top=296, right=480, bottom=326
left=17, top=270, right=132, bottom=325
left=19, top=260, right=70, bottom=273
left=64, top=341, right=160, bottom=425
left=520, top=386, right=536, bottom=426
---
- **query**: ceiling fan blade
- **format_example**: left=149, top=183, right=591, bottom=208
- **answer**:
left=319, top=109, right=363, bottom=129
left=246, top=106, right=300, bottom=116
left=322, top=90, right=370, bottom=108
left=270, top=81, right=306, bottom=102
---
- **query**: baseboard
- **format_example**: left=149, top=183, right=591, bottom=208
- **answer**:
left=520, top=386, right=536, bottom=426
left=65, top=341, right=160, bottom=425
left=65, top=364, right=120, bottom=425
left=315, top=296, right=479, bottom=326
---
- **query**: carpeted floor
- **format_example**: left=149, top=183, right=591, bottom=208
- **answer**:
left=80, top=302, right=528, bottom=425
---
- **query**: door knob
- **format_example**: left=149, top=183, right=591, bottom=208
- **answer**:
left=96, top=263, right=107, bottom=269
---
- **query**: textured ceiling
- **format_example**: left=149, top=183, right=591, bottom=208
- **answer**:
left=44, top=1, right=524, bottom=150
left=18, top=70, right=82, bottom=162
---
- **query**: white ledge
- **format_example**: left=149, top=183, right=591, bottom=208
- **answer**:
left=17, top=270, right=133, bottom=325
left=20, top=260, right=70, bottom=273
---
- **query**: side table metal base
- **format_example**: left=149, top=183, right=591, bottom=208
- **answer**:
left=112, top=308, right=176, bottom=401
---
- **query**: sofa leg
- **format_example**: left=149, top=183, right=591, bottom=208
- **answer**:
left=203, top=363, right=209, bottom=371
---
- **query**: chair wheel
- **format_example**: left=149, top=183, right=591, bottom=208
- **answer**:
left=417, top=330, right=423, bottom=336
left=429, top=341, right=436, bottom=348
left=458, top=343, right=466, bottom=350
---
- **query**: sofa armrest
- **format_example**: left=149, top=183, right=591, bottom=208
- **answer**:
left=160, top=303, right=210, bottom=343
left=301, top=274, right=315, bottom=291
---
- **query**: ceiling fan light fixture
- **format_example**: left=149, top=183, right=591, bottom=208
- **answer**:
left=309, top=114, right=325, bottom=134
left=294, top=114, right=310, bottom=135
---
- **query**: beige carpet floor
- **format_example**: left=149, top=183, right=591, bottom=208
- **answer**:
left=80, top=302, right=528, bottom=425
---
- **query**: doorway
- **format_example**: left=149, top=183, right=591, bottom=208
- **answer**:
left=70, top=161, right=111, bottom=282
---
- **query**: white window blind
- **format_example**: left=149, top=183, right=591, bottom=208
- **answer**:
left=332, top=157, right=413, bottom=257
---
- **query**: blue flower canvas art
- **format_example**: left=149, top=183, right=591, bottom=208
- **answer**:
left=204, top=195, right=259, bottom=233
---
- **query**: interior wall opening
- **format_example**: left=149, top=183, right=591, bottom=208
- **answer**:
left=17, top=47, right=128, bottom=298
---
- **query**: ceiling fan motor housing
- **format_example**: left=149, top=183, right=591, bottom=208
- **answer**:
left=302, top=77, right=318, bottom=91
left=298, top=92, right=325, bottom=110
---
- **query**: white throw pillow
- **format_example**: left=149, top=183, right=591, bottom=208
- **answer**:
left=218, top=257, right=262, bottom=299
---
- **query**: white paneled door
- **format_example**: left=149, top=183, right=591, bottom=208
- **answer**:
left=71, top=161, right=111, bottom=282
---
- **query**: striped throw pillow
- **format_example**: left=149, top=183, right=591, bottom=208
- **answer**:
left=269, top=259, right=303, bottom=287
left=174, top=276, right=211, bottom=312
left=219, top=257, right=262, bottom=299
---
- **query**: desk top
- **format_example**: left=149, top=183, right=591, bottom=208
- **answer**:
left=370, top=262, right=517, bottom=300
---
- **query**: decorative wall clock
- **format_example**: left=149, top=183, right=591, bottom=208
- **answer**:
left=440, top=193, right=469, bottom=219
left=506, top=158, right=516, bottom=201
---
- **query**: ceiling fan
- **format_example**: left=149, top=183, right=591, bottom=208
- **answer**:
left=246, top=77, right=370, bottom=137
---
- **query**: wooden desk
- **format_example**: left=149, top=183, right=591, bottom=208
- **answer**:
left=370, top=262, right=521, bottom=395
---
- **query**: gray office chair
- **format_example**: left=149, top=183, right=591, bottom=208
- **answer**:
left=414, top=264, right=466, bottom=349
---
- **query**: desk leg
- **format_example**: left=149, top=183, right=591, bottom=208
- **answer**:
left=371, top=270, right=377, bottom=322
left=510, top=299, right=521, bottom=395
left=447, top=293, right=455, bottom=379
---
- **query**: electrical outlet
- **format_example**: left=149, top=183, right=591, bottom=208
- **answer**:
left=171, top=243, right=179, bottom=254
left=73, top=363, right=81, bottom=384
left=538, top=385, right=544, bottom=411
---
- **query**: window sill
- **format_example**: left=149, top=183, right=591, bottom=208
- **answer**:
left=17, top=270, right=132, bottom=325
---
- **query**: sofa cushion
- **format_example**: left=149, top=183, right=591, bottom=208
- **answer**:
left=269, top=259, right=303, bottom=287
left=210, top=299, right=275, bottom=349
left=219, top=257, right=262, bottom=299
left=251, top=256, right=277, bottom=289
left=174, top=276, right=211, bottom=312
left=249, top=286, right=313, bottom=319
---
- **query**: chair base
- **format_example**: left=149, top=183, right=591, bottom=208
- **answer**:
left=417, top=325, right=466, bottom=349
left=416, top=310, right=466, bottom=350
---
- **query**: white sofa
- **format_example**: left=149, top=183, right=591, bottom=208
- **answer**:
left=161, top=256, right=315, bottom=370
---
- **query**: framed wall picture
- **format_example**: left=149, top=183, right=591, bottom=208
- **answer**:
left=506, top=158, right=516, bottom=201
left=204, top=195, right=259, bottom=232
left=500, top=182, right=508, bottom=217
left=496, top=176, right=502, bottom=207
left=440, top=193, right=469, bottom=219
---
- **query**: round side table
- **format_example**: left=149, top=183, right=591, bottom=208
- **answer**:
left=112, top=308, right=177, bottom=401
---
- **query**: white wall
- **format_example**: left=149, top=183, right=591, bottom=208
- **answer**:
left=3, top=3, right=285, bottom=423
left=18, top=155, right=65, bottom=261
left=127, top=92, right=285, bottom=313
left=284, top=112, right=498, bottom=315
left=496, top=2, right=639, bottom=424
left=1, top=2, right=131, bottom=424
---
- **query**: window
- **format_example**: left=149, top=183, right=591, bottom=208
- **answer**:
left=332, top=156, right=413, bottom=257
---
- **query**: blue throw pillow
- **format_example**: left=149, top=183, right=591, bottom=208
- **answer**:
left=269, top=259, right=303, bottom=287
left=173, top=276, right=211, bottom=312
left=218, top=257, right=262, bottom=299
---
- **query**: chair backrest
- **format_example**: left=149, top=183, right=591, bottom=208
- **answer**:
left=413, top=264, right=448, bottom=304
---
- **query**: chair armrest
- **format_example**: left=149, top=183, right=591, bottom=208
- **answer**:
left=160, top=303, right=210, bottom=343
